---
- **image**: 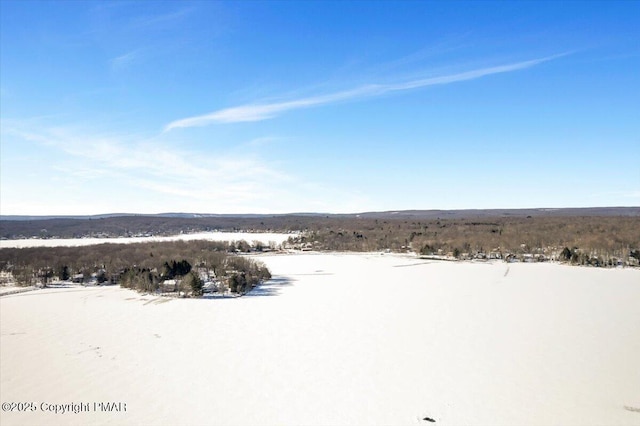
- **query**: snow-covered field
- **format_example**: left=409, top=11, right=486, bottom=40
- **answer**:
left=0, top=232, right=295, bottom=248
left=1, top=253, right=639, bottom=425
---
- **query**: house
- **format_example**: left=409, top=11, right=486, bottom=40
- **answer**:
left=202, top=281, right=217, bottom=293
left=195, top=267, right=214, bottom=282
left=161, top=279, right=178, bottom=292
left=72, top=273, right=84, bottom=283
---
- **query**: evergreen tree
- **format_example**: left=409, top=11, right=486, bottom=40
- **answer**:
left=183, top=271, right=203, bottom=296
left=59, top=265, right=70, bottom=281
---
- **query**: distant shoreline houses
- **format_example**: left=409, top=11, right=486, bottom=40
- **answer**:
left=418, top=247, right=638, bottom=267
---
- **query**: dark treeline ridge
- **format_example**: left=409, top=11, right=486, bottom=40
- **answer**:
left=1, top=209, right=639, bottom=268
left=1, top=215, right=304, bottom=239
left=1, top=207, right=639, bottom=239
left=0, top=240, right=272, bottom=294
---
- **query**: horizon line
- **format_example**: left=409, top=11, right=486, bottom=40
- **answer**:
left=2, top=206, right=638, bottom=220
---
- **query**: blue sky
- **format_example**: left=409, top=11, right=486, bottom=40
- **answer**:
left=1, top=1, right=639, bottom=215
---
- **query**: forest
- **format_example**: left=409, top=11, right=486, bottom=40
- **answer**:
left=0, top=240, right=272, bottom=295
left=275, top=214, right=639, bottom=266
left=2, top=207, right=638, bottom=240
left=1, top=209, right=639, bottom=290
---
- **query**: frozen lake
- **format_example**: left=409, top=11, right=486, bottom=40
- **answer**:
left=1, top=253, right=639, bottom=425
left=0, top=231, right=296, bottom=248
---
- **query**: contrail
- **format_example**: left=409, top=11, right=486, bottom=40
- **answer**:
left=165, top=53, right=570, bottom=131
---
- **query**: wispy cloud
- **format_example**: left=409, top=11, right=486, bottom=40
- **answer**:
left=246, top=136, right=282, bottom=148
left=165, top=53, right=569, bottom=131
left=4, top=124, right=291, bottom=210
left=110, top=50, right=139, bottom=71
left=127, top=7, right=194, bottom=30
left=2, top=120, right=377, bottom=214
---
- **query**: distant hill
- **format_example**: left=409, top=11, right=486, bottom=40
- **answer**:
left=2, top=207, right=639, bottom=222
left=1, top=207, right=638, bottom=240
left=354, top=207, right=640, bottom=219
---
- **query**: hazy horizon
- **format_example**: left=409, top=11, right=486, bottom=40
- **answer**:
left=2, top=206, right=639, bottom=223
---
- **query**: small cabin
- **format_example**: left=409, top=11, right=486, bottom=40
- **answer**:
left=161, top=279, right=178, bottom=292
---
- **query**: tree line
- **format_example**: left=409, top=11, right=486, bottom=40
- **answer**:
left=0, top=240, right=271, bottom=295
left=3, top=208, right=638, bottom=240
left=284, top=215, right=640, bottom=266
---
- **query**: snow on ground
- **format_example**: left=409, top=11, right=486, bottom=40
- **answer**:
left=1, top=253, right=639, bottom=425
left=0, top=232, right=296, bottom=248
